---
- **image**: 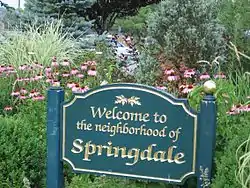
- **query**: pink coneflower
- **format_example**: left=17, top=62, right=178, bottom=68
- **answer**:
left=52, top=80, right=60, bottom=87
left=51, top=60, right=59, bottom=67
left=179, top=84, right=187, bottom=90
left=156, top=86, right=167, bottom=90
left=6, top=65, right=14, bottom=71
left=70, top=68, right=79, bottom=75
left=214, top=72, right=226, bottom=79
left=200, top=73, right=211, bottom=80
left=182, top=85, right=194, bottom=94
left=29, top=90, right=36, bottom=97
left=38, top=64, right=44, bottom=69
left=87, top=68, right=97, bottom=76
left=85, top=61, right=92, bottom=66
left=184, top=69, right=196, bottom=78
left=11, top=90, right=20, bottom=97
left=230, top=104, right=244, bottom=114
left=72, top=84, right=81, bottom=92
left=18, top=64, right=28, bottom=71
left=90, top=61, right=97, bottom=66
left=67, top=82, right=75, bottom=89
left=77, top=74, right=84, bottom=78
left=4, top=106, right=13, bottom=111
left=7, top=70, right=17, bottom=74
left=16, top=78, right=24, bottom=82
left=164, top=68, right=175, bottom=75
left=33, top=62, right=43, bottom=69
left=45, top=72, right=52, bottom=78
left=62, top=72, right=71, bottom=77
left=226, top=109, right=240, bottom=115
left=242, top=104, right=250, bottom=112
left=167, top=75, right=180, bottom=81
left=32, top=95, right=45, bottom=101
left=34, top=74, right=43, bottom=80
left=29, top=90, right=40, bottom=97
left=0, top=65, right=6, bottom=72
left=61, top=59, right=70, bottom=66
left=19, top=94, right=27, bottom=100
left=80, top=86, right=90, bottom=93
left=20, top=88, right=28, bottom=94
left=81, top=64, right=88, bottom=71
left=30, top=77, right=36, bottom=82
left=45, top=67, right=52, bottom=73
left=46, top=79, right=53, bottom=83
left=23, top=77, right=30, bottom=81
left=53, top=71, right=60, bottom=76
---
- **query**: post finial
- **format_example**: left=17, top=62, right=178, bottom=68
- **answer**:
left=203, top=80, right=216, bottom=95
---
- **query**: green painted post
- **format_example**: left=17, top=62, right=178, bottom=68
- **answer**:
left=46, top=87, right=65, bottom=188
left=197, top=81, right=217, bottom=188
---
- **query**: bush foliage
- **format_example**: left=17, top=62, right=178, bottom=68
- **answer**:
left=0, top=101, right=46, bottom=188
left=147, top=0, right=226, bottom=67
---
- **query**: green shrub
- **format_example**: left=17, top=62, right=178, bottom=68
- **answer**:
left=218, top=0, right=250, bottom=71
left=147, top=0, right=226, bottom=67
left=67, top=174, right=181, bottom=188
left=212, top=113, right=250, bottom=188
left=0, top=76, right=14, bottom=115
left=67, top=175, right=146, bottom=188
left=0, top=101, right=46, bottom=188
left=135, top=50, right=161, bottom=85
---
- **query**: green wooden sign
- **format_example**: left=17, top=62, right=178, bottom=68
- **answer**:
left=46, top=82, right=217, bottom=188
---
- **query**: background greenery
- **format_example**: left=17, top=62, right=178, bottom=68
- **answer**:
left=0, top=0, right=250, bottom=187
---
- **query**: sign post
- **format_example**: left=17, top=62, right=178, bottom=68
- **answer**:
left=46, top=81, right=217, bottom=188
left=196, top=81, right=217, bottom=187
left=46, top=87, right=64, bottom=188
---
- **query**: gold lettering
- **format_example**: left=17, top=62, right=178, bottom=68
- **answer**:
left=167, top=146, right=176, bottom=163
left=143, top=113, right=150, bottom=122
left=105, top=110, right=112, bottom=119
left=70, top=140, right=185, bottom=166
left=106, top=141, right=114, bottom=157
left=102, top=125, right=107, bottom=132
left=112, top=106, right=118, bottom=119
left=123, top=112, right=130, bottom=120
left=174, top=153, right=186, bottom=164
left=128, top=127, right=135, bottom=134
left=159, top=126, right=167, bottom=137
left=76, top=121, right=83, bottom=130
left=140, top=144, right=156, bottom=161
left=146, top=128, right=153, bottom=136
left=95, top=124, right=101, bottom=131
left=83, top=141, right=96, bottom=161
left=90, top=106, right=106, bottom=118
left=126, top=148, right=140, bottom=166
left=96, top=145, right=103, bottom=155
left=153, top=129, right=159, bottom=136
left=153, top=151, right=167, bottom=162
left=140, top=124, right=147, bottom=136
left=117, top=111, right=123, bottom=120
left=71, top=139, right=84, bottom=153
left=113, top=147, right=127, bottom=158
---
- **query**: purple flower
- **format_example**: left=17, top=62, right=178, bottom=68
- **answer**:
left=199, top=73, right=210, bottom=80
left=87, top=69, right=97, bottom=76
left=164, top=68, right=175, bottom=75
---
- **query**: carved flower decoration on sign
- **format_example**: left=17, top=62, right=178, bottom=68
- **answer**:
left=115, top=95, right=141, bottom=106
left=199, top=166, right=210, bottom=188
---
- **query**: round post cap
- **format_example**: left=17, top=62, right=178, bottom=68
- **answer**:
left=203, top=80, right=216, bottom=94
